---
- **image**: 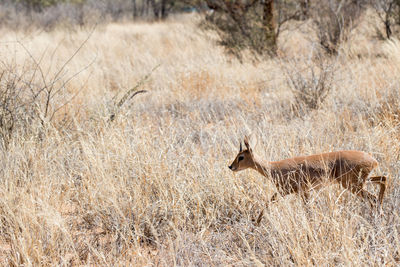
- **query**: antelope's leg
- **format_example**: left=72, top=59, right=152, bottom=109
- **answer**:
left=350, top=186, right=378, bottom=207
left=369, top=176, right=386, bottom=204
left=255, top=193, right=278, bottom=226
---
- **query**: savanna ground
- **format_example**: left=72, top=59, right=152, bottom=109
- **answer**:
left=0, top=11, right=400, bottom=266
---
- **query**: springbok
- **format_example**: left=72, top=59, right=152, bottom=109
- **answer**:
left=228, top=134, right=386, bottom=224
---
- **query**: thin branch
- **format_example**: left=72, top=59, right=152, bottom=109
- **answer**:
left=50, top=66, right=94, bottom=122
left=51, top=24, right=97, bottom=85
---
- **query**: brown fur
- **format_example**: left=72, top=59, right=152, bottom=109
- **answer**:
left=229, top=134, right=387, bottom=224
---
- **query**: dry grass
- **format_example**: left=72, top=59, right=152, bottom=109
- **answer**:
left=0, top=13, right=399, bottom=266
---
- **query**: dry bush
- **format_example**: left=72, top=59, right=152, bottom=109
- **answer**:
left=0, top=32, right=93, bottom=150
left=311, top=0, right=368, bottom=55
left=372, top=0, right=400, bottom=39
left=282, top=54, right=337, bottom=114
left=0, top=66, right=41, bottom=149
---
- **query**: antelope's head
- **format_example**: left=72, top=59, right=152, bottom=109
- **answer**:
left=229, top=134, right=257, bottom=172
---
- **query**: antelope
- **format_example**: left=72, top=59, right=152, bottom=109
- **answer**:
left=228, top=134, right=386, bottom=224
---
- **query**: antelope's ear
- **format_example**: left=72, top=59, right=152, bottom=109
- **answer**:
left=244, top=133, right=257, bottom=151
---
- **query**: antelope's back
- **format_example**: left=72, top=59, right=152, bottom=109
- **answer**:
left=327, top=151, right=378, bottom=180
left=332, top=150, right=378, bottom=168
left=271, top=150, right=378, bottom=178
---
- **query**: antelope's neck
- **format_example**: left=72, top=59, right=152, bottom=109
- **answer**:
left=252, top=157, right=272, bottom=177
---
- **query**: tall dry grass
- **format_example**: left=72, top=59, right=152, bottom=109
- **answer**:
left=0, top=13, right=399, bottom=265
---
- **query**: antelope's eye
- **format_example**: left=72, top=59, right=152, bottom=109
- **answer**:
left=238, top=155, right=244, bottom=162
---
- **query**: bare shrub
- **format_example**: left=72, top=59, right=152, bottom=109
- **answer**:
left=311, top=0, right=367, bottom=55
left=283, top=54, right=337, bottom=113
left=0, top=67, right=40, bottom=149
left=373, top=0, right=400, bottom=39
left=0, top=33, right=93, bottom=149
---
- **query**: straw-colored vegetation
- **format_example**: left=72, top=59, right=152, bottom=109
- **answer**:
left=0, top=12, right=399, bottom=265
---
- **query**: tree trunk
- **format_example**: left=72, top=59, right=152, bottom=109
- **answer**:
left=385, top=20, right=392, bottom=39
left=385, top=1, right=394, bottom=39
left=263, top=0, right=277, bottom=54
left=150, top=0, right=160, bottom=19
left=132, top=0, right=137, bottom=19
left=145, top=0, right=151, bottom=17
left=300, top=0, right=309, bottom=19
left=161, top=0, right=168, bottom=19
